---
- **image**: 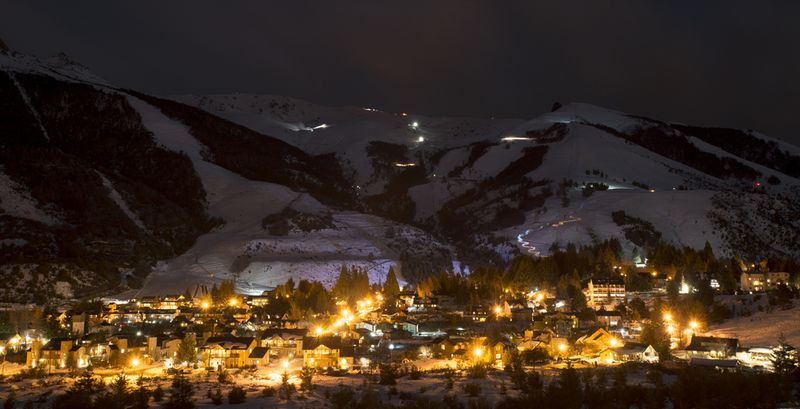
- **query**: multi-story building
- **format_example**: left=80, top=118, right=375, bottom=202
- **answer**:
left=200, top=336, right=257, bottom=369
left=741, top=271, right=791, bottom=292
left=586, top=278, right=626, bottom=308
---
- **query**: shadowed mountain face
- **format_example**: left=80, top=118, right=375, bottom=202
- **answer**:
left=2, top=50, right=800, bottom=302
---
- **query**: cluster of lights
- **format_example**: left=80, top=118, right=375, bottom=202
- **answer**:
left=663, top=311, right=701, bottom=346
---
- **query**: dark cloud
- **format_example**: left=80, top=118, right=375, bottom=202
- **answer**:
left=3, top=1, right=799, bottom=144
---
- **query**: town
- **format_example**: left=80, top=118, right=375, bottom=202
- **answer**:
left=0, top=254, right=798, bottom=408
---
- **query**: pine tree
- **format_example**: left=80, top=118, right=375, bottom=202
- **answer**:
left=165, top=374, right=195, bottom=409
left=333, top=265, right=350, bottom=301
left=176, top=333, right=197, bottom=365
left=384, top=266, right=401, bottom=301
left=771, top=334, right=798, bottom=375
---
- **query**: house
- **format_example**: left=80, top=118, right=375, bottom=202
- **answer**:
left=395, top=320, right=419, bottom=336
left=431, top=336, right=469, bottom=359
left=599, top=342, right=659, bottom=364
left=486, top=339, right=512, bottom=364
left=0, top=333, right=22, bottom=353
left=586, top=278, right=626, bottom=308
left=246, top=346, right=269, bottom=367
left=108, top=335, right=150, bottom=366
left=302, top=336, right=355, bottom=369
left=510, top=307, right=534, bottom=323
left=741, top=272, right=766, bottom=292
left=27, top=338, right=88, bottom=369
left=575, top=328, right=619, bottom=356
left=767, top=271, right=791, bottom=287
left=516, top=339, right=546, bottom=352
left=677, top=335, right=739, bottom=360
left=595, top=310, right=623, bottom=328
left=736, top=346, right=779, bottom=370
left=260, top=328, right=307, bottom=358
left=201, top=336, right=257, bottom=369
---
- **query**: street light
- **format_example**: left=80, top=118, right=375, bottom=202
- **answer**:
left=663, top=312, right=673, bottom=322
left=689, top=321, right=699, bottom=330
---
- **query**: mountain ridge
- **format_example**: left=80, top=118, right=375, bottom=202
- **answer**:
left=2, top=49, right=799, bottom=302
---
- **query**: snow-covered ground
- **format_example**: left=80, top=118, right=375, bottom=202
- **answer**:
left=123, top=97, right=430, bottom=296
left=707, top=304, right=800, bottom=347
left=0, top=167, right=62, bottom=225
left=507, top=189, right=721, bottom=258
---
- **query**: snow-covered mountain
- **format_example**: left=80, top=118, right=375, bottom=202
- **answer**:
left=176, top=95, right=800, bottom=263
left=0, top=46, right=448, bottom=302
left=2, top=43, right=800, bottom=302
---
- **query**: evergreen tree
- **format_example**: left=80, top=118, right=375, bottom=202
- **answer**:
left=176, top=333, right=197, bottom=365
left=384, top=266, right=401, bottom=301
left=333, top=265, right=351, bottom=301
left=131, top=376, right=151, bottom=409
left=639, top=322, right=671, bottom=361
left=771, top=334, right=798, bottom=376
left=165, top=374, right=195, bottom=409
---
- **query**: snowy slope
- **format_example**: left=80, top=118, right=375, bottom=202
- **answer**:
left=707, top=303, right=800, bottom=347
left=0, top=168, right=62, bottom=225
left=175, top=97, right=800, bottom=261
left=125, top=96, right=450, bottom=296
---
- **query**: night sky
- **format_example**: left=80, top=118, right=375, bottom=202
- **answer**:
left=4, top=1, right=800, bottom=144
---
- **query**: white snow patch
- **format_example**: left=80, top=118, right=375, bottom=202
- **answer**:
left=97, top=172, right=147, bottom=232
left=0, top=169, right=61, bottom=225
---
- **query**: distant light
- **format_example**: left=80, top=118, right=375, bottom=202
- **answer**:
left=649, top=189, right=656, bottom=193
left=394, top=162, right=417, bottom=167
left=417, top=136, right=425, bottom=143
left=131, top=358, right=140, bottom=367
left=411, top=121, right=419, bottom=128
left=501, top=136, right=533, bottom=142
left=282, top=360, right=289, bottom=369
left=136, top=331, right=142, bottom=337
left=473, top=347, right=483, bottom=358
left=229, top=298, right=238, bottom=307
left=312, top=123, right=329, bottom=130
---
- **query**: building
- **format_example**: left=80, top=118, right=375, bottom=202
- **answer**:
left=741, top=271, right=791, bottom=292
left=246, top=347, right=270, bottom=367
left=586, top=278, right=626, bottom=308
left=302, top=336, right=354, bottom=369
left=201, top=336, right=258, bottom=369
left=595, top=310, right=623, bottom=328
left=676, top=335, right=739, bottom=360
left=575, top=327, right=619, bottom=356
left=27, top=338, right=88, bottom=369
left=600, top=342, right=659, bottom=364
left=260, top=328, right=307, bottom=359
left=741, top=272, right=765, bottom=292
